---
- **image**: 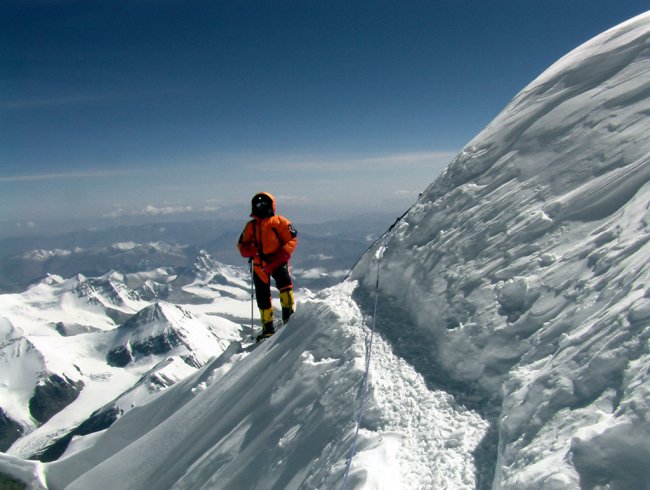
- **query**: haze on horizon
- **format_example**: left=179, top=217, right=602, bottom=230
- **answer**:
left=2, top=0, right=648, bottom=238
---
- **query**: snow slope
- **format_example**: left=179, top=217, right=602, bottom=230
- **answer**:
left=350, top=11, right=650, bottom=489
left=2, top=11, right=650, bottom=490
left=41, top=282, right=488, bottom=489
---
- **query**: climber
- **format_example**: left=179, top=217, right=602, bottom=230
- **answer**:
left=237, top=192, right=298, bottom=340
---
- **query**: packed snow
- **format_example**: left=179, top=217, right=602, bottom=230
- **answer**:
left=2, top=11, right=650, bottom=490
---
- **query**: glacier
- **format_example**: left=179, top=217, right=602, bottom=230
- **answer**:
left=2, top=10, right=650, bottom=490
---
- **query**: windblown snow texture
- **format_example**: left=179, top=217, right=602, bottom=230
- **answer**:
left=1, top=11, right=650, bottom=490
left=351, top=11, right=650, bottom=489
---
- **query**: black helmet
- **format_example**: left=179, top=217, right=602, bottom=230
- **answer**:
left=251, top=192, right=274, bottom=218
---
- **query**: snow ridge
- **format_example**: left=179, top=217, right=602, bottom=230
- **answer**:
left=351, top=11, right=650, bottom=489
left=45, top=284, right=369, bottom=489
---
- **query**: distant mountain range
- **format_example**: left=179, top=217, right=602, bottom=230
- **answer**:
left=0, top=214, right=395, bottom=293
left=0, top=251, right=249, bottom=460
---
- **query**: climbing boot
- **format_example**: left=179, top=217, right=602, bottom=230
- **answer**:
left=280, top=289, right=295, bottom=324
left=257, top=321, right=276, bottom=341
left=256, top=308, right=275, bottom=341
left=259, top=307, right=274, bottom=326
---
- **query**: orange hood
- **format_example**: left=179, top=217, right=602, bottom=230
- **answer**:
left=250, top=191, right=276, bottom=218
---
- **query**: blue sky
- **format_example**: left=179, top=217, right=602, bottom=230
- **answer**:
left=2, top=0, right=649, bottom=235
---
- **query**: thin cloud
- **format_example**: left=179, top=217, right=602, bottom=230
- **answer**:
left=15, top=221, right=37, bottom=228
left=103, top=203, right=220, bottom=219
left=352, top=151, right=457, bottom=167
left=249, top=150, right=457, bottom=173
left=393, top=189, right=421, bottom=196
left=105, top=204, right=193, bottom=218
left=140, top=205, right=193, bottom=216
left=0, top=169, right=139, bottom=183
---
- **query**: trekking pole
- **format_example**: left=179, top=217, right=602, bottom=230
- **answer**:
left=249, top=258, right=255, bottom=341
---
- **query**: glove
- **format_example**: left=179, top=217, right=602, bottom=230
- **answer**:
left=263, top=250, right=290, bottom=274
left=239, top=242, right=257, bottom=258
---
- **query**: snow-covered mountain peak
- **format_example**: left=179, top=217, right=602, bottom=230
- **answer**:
left=67, top=273, right=147, bottom=324
left=101, top=270, right=125, bottom=283
left=188, top=249, right=241, bottom=285
left=0, top=338, right=46, bottom=421
left=193, top=249, right=215, bottom=273
left=117, top=301, right=191, bottom=332
left=40, top=274, right=65, bottom=286
left=73, top=274, right=139, bottom=305
left=0, top=317, right=23, bottom=345
left=2, top=12, right=650, bottom=490
left=0, top=335, right=86, bottom=442
left=0, top=258, right=247, bottom=460
left=107, top=301, right=227, bottom=369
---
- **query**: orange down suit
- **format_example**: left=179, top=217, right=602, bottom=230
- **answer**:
left=237, top=192, right=297, bottom=327
left=238, top=213, right=298, bottom=284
